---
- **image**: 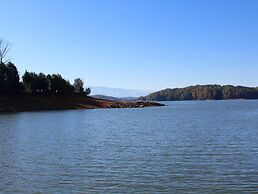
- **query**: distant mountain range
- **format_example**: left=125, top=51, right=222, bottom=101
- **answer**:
left=139, top=85, right=258, bottom=101
left=90, top=86, right=151, bottom=98
left=91, top=95, right=137, bottom=101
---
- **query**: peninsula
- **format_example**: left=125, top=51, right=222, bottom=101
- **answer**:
left=0, top=94, right=163, bottom=113
left=0, top=39, right=163, bottom=113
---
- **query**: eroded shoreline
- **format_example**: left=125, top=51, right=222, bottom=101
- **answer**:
left=0, top=94, right=164, bottom=113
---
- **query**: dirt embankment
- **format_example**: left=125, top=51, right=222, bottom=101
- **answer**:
left=0, top=94, right=164, bottom=112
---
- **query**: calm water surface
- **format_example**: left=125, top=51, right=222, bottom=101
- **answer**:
left=0, top=100, right=258, bottom=193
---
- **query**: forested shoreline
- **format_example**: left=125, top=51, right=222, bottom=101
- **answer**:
left=0, top=62, right=91, bottom=96
left=140, top=85, right=258, bottom=101
left=0, top=38, right=164, bottom=112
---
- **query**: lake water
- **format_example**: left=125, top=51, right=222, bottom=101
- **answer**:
left=0, top=100, right=257, bottom=193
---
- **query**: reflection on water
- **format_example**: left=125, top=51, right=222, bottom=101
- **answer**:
left=0, top=100, right=258, bottom=193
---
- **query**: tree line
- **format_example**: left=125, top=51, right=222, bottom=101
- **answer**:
left=140, top=85, right=258, bottom=101
left=0, top=38, right=91, bottom=95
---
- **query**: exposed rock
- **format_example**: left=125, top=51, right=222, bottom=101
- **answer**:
left=106, top=101, right=164, bottom=109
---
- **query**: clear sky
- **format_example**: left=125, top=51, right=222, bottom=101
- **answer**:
left=0, top=0, right=257, bottom=90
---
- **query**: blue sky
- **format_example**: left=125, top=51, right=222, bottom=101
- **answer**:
left=0, top=0, right=258, bottom=90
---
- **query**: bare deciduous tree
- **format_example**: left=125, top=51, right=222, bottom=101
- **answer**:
left=0, top=38, right=10, bottom=64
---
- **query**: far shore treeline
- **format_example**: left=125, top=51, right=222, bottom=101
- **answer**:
left=0, top=38, right=90, bottom=96
left=140, top=85, right=258, bottom=101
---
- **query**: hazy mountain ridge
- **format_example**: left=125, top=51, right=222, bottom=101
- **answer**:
left=91, top=95, right=137, bottom=101
left=90, top=87, right=151, bottom=98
